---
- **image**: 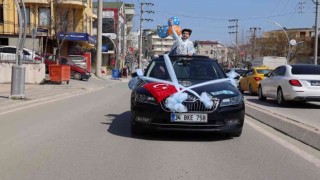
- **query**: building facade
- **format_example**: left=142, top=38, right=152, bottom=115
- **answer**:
left=142, top=29, right=175, bottom=59
left=194, top=40, right=230, bottom=65
left=0, top=0, right=96, bottom=56
left=92, top=2, right=135, bottom=69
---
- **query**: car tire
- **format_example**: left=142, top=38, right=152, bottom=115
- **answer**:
left=277, top=88, right=286, bottom=105
left=131, top=113, right=144, bottom=135
left=73, top=72, right=82, bottom=80
left=258, top=86, right=267, bottom=101
left=227, top=129, right=242, bottom=137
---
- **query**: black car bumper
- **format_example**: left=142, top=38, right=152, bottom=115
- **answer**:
left=131, top=103, right=245, bottom=133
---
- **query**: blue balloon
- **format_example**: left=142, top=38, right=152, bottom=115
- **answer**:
left=157, top=25, right=169, bottom=38
left=168, top=16, right=180, bottom=26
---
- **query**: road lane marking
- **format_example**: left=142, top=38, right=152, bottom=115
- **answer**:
left=246, top=120, right=320, bottom=168
left=0, top=87, right=105, bottom=116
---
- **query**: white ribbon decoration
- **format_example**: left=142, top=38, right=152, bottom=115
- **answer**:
left=137, top=54, right=233, bottom=112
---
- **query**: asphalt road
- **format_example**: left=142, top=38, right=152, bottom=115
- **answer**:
left=0, top=82, right=319, bottom=180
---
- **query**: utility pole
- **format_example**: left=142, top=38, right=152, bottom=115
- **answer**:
left=313, top=0, right=319, bottom=65
left=228, top=19, right=239, bottom=67
left=228, top=19, right=239, bottom=45
left=250, top=27, right=260, bottom=60
left=298, top=1, right=306, bottom=13
left=95, top=0, right=102, bottom=78
left=138, top=2, right=154, bottom=69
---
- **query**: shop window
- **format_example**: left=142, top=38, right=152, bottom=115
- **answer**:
left=0, top=5, right=3, bottom=23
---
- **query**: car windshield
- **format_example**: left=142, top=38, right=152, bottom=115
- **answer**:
left=69, top=56, right=84, bottom=60
left=234, top=69, right=247, bottom=75
left=256, top=69, right=273, bottom=74
left=146, top=57, right=225, bottom=80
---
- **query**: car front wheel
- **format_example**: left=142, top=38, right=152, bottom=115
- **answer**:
left=73, top=72, right=82, bottom=80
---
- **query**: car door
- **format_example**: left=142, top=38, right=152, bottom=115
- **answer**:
left=240, top=70, right=252, bottom=91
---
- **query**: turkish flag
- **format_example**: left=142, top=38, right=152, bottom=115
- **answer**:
left=143, top=82, right=178, bottom=103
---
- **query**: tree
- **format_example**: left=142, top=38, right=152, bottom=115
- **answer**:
left=50, top=0, right=74, bottom=62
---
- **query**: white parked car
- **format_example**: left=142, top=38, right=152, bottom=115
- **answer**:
left=68, top=55, right=87, bottom=69
left=0, top=46, right=40, bottom=61
left=258, top=64, right=320, bottom=105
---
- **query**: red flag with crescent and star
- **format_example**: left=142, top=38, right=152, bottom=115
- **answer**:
left=143, top=82, right=178, bottom=103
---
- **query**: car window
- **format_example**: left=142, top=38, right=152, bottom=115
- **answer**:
left=291, top=65, right=320, bottom=75
left=234, top=69, right=247, bottom=75
left=69, top=56, right=84, bottom=60
left=23, top=50, right=30, bottom=55
left=256, top=69, right=273, bottom=74
left=60, top=57, right=69, bottom=64
left=245, top=70, right=253, bottom=76
left=146, top=58, right=225, bottom=80
left=272, top=67, right=282, bottom=76
left=1, top=47, right=16, bottom=54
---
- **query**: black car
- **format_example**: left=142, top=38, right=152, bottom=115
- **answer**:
left=130, top=55, right=245, bottom=137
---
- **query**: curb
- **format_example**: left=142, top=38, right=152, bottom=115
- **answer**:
left=245, top=102, right=320, bottom=150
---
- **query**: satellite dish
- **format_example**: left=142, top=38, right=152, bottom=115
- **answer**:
left=289, top=39, right=297, bottom=46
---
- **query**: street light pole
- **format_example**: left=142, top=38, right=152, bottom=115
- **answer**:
left=95, top=0, right=102, bottom=78
left=267, top=20, right=290, bottom=64
left=11, top=0, right=27, bottom=99
left=313, top=0, right=319, bottom=65
left=288, top=41, right=304, bottom=61
left=232, top=41, right=241, bottom=67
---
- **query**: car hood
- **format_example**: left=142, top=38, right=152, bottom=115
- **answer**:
left=137, top=80, right=240, bottom=99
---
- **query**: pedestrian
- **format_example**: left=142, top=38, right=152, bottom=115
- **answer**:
left=169, top=19, right=195, bottom=56
left=122, top=66, right=128, bottom=78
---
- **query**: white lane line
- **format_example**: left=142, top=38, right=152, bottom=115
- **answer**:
left=246, top=120, right=320, bottom=168
left=0, top=87, right=105, bottom=116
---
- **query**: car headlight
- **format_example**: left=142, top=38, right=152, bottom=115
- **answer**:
left=135, top=93, right=157, bottom=104
left=220, top=95, right=243, bottom=107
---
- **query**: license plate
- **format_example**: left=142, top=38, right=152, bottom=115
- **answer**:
left=171, top=113, right=207, bottom=123
left=311, top=81, right=320, bottom=86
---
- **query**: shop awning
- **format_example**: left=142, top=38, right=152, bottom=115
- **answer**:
left=58, top=32, right=97, bottom=44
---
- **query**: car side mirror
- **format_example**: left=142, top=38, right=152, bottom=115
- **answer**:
left=131, top=72, right=138, bottom=78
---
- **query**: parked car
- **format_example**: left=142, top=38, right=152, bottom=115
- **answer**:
left=239, top=66, right=273, bottom=95
left=68, top=55, right=87, bottom=69
left=43, top=54, right=91, bottom=80
left=0, top=46, right=41, bottom=61
left=258, top=64, right=320, bottom=105
left=130, top=55, right=245, bottom=137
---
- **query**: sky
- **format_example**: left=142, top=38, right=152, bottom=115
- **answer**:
left=101, top=0, right=317, bottom=46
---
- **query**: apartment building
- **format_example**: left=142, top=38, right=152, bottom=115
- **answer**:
left=142, top=29, right=175, bottom=59
left=0, top=0, right=96, bottom=56
left=194, top=40, right=229, bottom=65
left=92, top=2, right=135, bottom=68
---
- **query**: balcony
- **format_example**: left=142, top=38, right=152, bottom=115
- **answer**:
left=55, top=0, right=88, bottom=8
left=24, top=0, right=49, bottom=4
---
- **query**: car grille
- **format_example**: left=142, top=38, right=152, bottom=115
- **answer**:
left=160, top=98, right=219, bottom=112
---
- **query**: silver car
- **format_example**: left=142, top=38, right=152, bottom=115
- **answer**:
left=68, top=55, right=87, bottom=69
